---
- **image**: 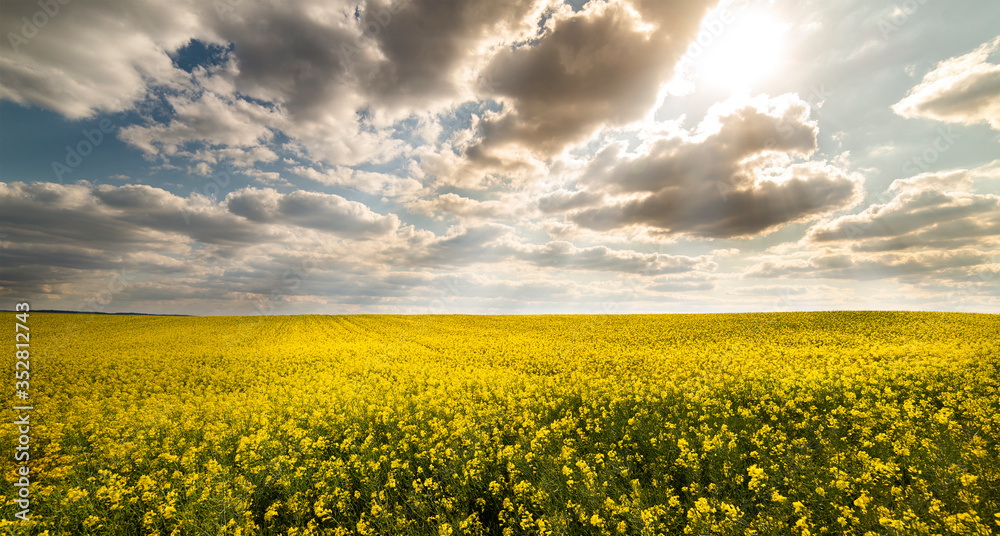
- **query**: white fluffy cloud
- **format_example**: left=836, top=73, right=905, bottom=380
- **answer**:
left=291, top=166, right=422, bottom=198
left=893, top=37, right=1000, bottom=130
left=119, top=92, right=281, bottom=155
left=0, top=0, right=205, bottom=118
left=407, top=193, right=533, bottom=222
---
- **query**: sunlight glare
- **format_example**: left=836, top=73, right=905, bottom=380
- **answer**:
left=690, top=9, right=789, bottom=94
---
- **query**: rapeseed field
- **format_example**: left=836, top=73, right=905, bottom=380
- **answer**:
left=2, top=311, right=998, bottom=535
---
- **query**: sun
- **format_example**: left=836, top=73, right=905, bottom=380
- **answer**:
left=680, top=7, right=789, bottom=94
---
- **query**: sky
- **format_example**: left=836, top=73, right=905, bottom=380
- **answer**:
left=0, top=0, right=998, bottom=315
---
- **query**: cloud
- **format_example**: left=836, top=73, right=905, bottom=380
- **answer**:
left=358, top=0, right=546, bottom=112
left=514, top=240, right=715, bottom=275
left=469, top=0, right=715, bottom=160
left=887, top=169, right=975, bottom=193
left=1, top=181, right=223, bottom=251
left=119, top=92, right=281, bottom=156
left=407, top=193, right=532, bottom=222
left=2, top=0, right=540, bottom=168
left=728, top=285, right=813, bottom=296
left=0, top=0, right=201, bottom=119
left=893, top=37, right=1000, bottom=130
left=0, top=0, right=716, bottom=179
left=554, top=94, right=862, bottom=238
left=149, top=0, right=548, bottom=168
left=538, top=189, right=605, bottom=213
left=807, top=169, right=1000, bottom=252
left=0, top=180, right=418, bottom=312
left=744, top=248, right=995, bottom=281
left=207, top=1, right=414, bottom=164
left=4, top=0, right=996, bottom=315
left=1, top=181, right=709, bottom=313
left=391, top=223, right=715, bottom=276
left=0, top=181, right=236, bottom=301
left=648, top=280, right=716, bottom=293
left=0, top=182, right=399, bottom=254
left=225, top=188, right=399, bottom=238
left=742, top=162, right=1000, bottom=285
left=292, top=166, right=422, bottom=197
